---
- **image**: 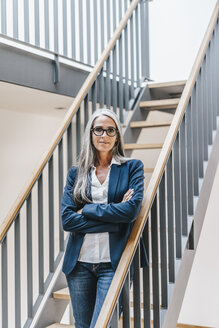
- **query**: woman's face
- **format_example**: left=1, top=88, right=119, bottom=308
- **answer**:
left=91, top=115, right=118, bottom=155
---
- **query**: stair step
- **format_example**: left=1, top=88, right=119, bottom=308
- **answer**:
left=53, top=287, right=70, bottom=301
left=130, top=121, right=172, bottom=128
left=148, top=80, right=186, bottom=89
left=140, top=98, right=180, bottom=110
left=124, top=143, right=163, bottom=150
left=46, top=325, right=74, bottom=328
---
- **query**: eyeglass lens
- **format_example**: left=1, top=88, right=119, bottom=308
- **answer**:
left=92, top=127, right=117, bottom=137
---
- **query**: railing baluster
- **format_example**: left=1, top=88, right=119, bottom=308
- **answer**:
left=206, top=45, right=213, bottom=145
left=24, top=0, right=30, bottom=43
left=58, top=140, right=64, bottom=252
left=84, top=94, right=89, bottom=126
left=53, top=0, right=59, bottom=53
left=212, top=32, right=217, bottom=129
left=185, top=100, right=194, bottom=216
left=92, top=81, right=97, bottom=113
left=71, top=0, right=76, bottom=59
left=79, top=0, right=84, bottom=62
left=143, top=219, right=150, bottom=327
left=151, top=196, right=160, bottom=328
left=111, top=302, right=119, bottom=328
left=174, top=133, right=182, bottom=258
left=166, top=152, right=175, bottom=283
left=48, top=157, right=54, bottom=273
left=13, top=0, right=18, bottom=39
left=44, top=0, right=50, bottom=50
left=159, top=174, right=168, bottom=308
left=112, top=45, right=117, bottom=113
left=119, top=34, right=124, bottom=123
left=191, top=86, right=199, bottom=196
left=38, top=174, right=44, bottom=293
left=135, top=4, right=140, bottom=87
left=133, top=244, right=141, bottom=327
left=93, top=0, right=98, bottom=63
left=106, top=57, right=111, bottom=109
left=124, top=24, right=129, bottom=112
left=62, top=0, right=68, bottom=57
left=1, top=0, right=6, bottom=34
left=15, top=214, right=21, bottom=328
left=180, top=115, right=188, bottom=236
left=202, top=56, right=209, bottom=161
left=34, top=0, right=40, bottom=46
left=216, top=20, right=219, bottom=116
left=122, top=272, right=130, bottom=327
left=100, top=0, right=105, bottom=54
left=76, top=108, right=81, bottom=157
left=67, top=122, right=73, bottom=170
left=107, top=0, right=111, bottom=42
left=130, top=13, right=135, bottom=98
left=99, top=68, right=105, bottom=108
left=2, top=236, right=8, bottom=327
left=27, top=193, right=33, bottom=318
left=196, top=71, right=204, bottom=178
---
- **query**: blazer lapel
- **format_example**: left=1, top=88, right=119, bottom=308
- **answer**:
left=108, top=164, right=121, bottom=203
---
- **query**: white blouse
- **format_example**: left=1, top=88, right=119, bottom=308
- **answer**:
left=78, top=158, right=120, bottom=263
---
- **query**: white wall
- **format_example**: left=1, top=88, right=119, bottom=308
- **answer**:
left=178, top=162, right=219, bottom=327
left=0, top=84, right=72, bottom=223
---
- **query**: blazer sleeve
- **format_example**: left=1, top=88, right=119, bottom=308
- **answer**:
left=82, top=160, right=144, bottom=224
left=61, top=167, right=119, bottom=233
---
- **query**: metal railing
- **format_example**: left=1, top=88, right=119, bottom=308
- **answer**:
left=0, top=0, right=149, bottom=76
left=95, top=2, right=219, bottom=327
left=0, top=1, right=150, bottom=327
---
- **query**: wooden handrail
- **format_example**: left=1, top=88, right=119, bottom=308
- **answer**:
left=95, top=1, right=219, bottom=326
left=0, top=0, right=139, bottom=243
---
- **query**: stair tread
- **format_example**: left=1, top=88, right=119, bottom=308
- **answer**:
left=130, top=120, right=172, bottom=128
left=148, top=80, right=186, bottom=89
left=140, top=98, right=180, bottom=109
left=53, top=287, right=70, bottom=300
left=124, top=143, right=163, bottom=150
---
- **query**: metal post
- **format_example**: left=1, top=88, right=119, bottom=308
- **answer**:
left=140, top=0, right=150, bottom=79
left=76, top=108, right=81, bottom=157
left=15, top=214, right=21, bottom=328
left=63, top=0, right=68, bottom=57
left=133, top=245, right=141, bottom=327
left=174, top=133, right=182, bottom=258
left=48, top=157, right=55, bottom=273
left=27, top=194, right=33, bottom=318
left=13, top=0, right=18, bottom=39
left=38, top=174, right=44, bottom=294
left=159, top=174, right=168, bottom=308
left=34, top=0, right=40, bottom=46
left=2, top=236, right=8, bottom=327
left=58, top=140, right=64, bottom=252
left=151, top=196, right=160, bottom=327
left=166, top=152, right=175, bottom=283
left=24, top=0, right=30, bottom=43
left=44, top=0, right=50, bottom=50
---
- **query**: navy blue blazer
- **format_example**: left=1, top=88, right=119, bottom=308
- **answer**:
left=61, top=159, right=147, bottom=275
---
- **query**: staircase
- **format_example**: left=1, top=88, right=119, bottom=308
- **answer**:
left=43, top=80, right=186, bottom=327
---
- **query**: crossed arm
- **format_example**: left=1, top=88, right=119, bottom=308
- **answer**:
left=61, top=161, right=144, bottom=233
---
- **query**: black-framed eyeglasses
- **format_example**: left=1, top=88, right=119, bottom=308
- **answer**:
left=91, top=126, right=118, bottom=137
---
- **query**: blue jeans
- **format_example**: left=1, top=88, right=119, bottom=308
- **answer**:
left=66, top=262, right=114, bottom=328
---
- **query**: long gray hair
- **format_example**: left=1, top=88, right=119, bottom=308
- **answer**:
left=73, top=108, right=128, bottom=205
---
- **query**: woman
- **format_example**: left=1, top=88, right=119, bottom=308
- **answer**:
left=61, top=108, right=145, bottom=328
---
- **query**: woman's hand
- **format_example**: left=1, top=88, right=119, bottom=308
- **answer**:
left=77, top=208, right=83, bottom=214
left=122, top=189, right=134, bottom=202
